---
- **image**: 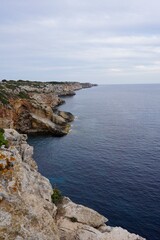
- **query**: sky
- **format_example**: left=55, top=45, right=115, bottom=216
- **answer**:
left=0, top=0, right=160, bottom=84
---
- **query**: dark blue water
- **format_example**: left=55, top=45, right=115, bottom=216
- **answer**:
left=28, top=85, right=160, bottom=240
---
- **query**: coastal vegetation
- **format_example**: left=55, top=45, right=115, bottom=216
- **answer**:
left=18, top=91, right=30, bottom=99
left=51, top=187, right=63, bottom=205
left=0, top=128, right=8, bottom=148
left=70, top=217, right=78, bottom=222
left=0, top=80, right=30, bottom=104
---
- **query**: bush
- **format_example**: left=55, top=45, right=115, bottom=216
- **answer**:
left=0, top=129, right=8, bottom=148
left=0, top=128, right=4, bottom=134
left=0, top=93, right=9, bottom=105
left=51, top=187, right=63, bottom=205
left=70, top=217, right=77, bottom=222
left=18, top=91, right=30, bottom=99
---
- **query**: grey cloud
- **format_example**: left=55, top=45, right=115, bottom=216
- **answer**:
left=0, top=0, right=160, bottom=83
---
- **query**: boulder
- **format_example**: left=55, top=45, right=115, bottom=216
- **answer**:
left=30, top=113, right=70, bottom=136
left=58, top=111, right=74, bottom=122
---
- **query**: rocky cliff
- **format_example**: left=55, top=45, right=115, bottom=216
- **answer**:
left=0, top=80, right=94, bottom=136
left=0, top=129, right=145, bottom=240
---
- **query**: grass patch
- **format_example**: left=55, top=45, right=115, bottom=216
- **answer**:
left=18, top=91, right=30, bottom=99
left=0, top=91, right=9, bottom=104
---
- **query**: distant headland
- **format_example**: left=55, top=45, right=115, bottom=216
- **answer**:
left=0, top=80, right=97, bottom=136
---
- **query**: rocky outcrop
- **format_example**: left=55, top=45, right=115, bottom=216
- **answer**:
left=56, top=198, right=145, bottom=240
left=81, top=82, right=98, bottom=88
left=0, top=129, right=145, bottom=240
left=0, top=80, right=95, bottom=136
left=58, top=91, right=76, bottom=97
left=0, top=129, right=59, bottom=240
left=57, top=197, right=108, bottom=228
left=0, top=99, right=71, bottom=136
left=57, top=111, right=74, bottom=122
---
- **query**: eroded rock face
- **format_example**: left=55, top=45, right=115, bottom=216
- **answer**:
left=0, top=106, right=14, bottom=128
left=0, top=129, right=59, bottom=240
left=0, top=130, right=146, bottom=240
left=0, top=81, right=91, bottom=136
left=58, top=111, right=74, bottom=122
left=0, top=98, right=73, bottom=136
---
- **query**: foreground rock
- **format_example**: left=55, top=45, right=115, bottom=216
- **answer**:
left=56, top=198, right=145, bottom=240
left=0, top=129, right=59, bottom=240
left=0, top=129, right=145, bottom=240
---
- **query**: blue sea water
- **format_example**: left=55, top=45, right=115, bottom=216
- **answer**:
left=28, top=84, right=160, bottom=240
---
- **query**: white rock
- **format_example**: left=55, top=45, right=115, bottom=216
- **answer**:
left=0, top=211, right=12, bottom=227
left=60, top=197, right=108, bottom=227
left=103, top=227, right=145, bottom=240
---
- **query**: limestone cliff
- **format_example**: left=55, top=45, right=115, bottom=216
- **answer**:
left=0, top=80, right=94, bottom=136
left=0, top=129, right=145, bottom=240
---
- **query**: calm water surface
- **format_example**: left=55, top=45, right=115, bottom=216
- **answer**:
left=28, top=85, right=160, bottom=240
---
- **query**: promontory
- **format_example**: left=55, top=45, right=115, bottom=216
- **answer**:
left=0, top=80, right=96, bottom=136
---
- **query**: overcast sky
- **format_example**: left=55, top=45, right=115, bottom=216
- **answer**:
left=0, top=0, right=160, bottom=84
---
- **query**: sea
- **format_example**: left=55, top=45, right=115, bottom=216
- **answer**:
left=28, top=84, right=160, bottom=240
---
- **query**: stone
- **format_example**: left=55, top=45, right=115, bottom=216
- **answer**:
left=0, top=210, right=12, bottom=227
left=58, top=197, right=108, bottom=228
left=103, top=227, right=145, bottom=240
left=58, top=111, right=74, bottom=122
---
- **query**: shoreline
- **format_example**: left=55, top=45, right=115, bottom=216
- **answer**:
left=0, top=129, right=145, bottom=240
left=0, top=81, right=146, bottom=239
left=0, top=80, right=96, bottom=137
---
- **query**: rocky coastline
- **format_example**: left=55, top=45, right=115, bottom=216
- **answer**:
left=0, top=80, right=146, bottom=239
left=0, top=129, right=145, bottom=240
left=0, top=80, right=95, bottom=137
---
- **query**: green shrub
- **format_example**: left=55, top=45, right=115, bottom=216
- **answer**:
left=0, top=130, right=8, bottom=148
left=51, top=187, right=63, bottom=205
left=5, top=83, right=17, bottom=90
left=0, top=128, right=4, bottom=134
left=18, top=91, right=30, bottom=99
left=0, top=92, right=9, bottom=105
left=70, top=217, right=77, bottom=222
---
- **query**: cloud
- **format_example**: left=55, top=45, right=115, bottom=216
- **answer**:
left=0, top=0, right=160, bottom=83
left=135, top=62, right=160, bottom=73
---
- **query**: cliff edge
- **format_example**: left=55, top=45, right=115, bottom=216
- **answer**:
left=0, top=129, right=145, bottom=240
left=0, top=80, right=95, bottom=136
